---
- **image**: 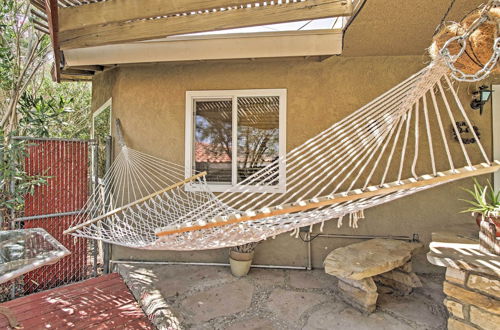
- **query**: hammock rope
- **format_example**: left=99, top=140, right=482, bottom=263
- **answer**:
left=64, top=59, right=500, bottom=250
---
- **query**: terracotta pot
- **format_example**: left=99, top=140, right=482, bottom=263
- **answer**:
left=229, top=258, right=252, bottom=277
left=229, top=250, right=254, bottom=262
left=475, top=214, right=500, bottom=238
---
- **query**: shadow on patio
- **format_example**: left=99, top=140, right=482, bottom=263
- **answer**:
left=0, top=273, right=153, bottom=329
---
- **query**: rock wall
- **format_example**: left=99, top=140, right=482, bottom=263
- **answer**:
left=444, top=267, right=500, bottom=330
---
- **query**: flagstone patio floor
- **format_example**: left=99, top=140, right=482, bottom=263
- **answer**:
left=116, top=263, right=447, bottom=330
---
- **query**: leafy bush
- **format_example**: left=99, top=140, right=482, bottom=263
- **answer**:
left=18, top=92, right=72, bottom=137
left=0, top=133, right=47, bottom=228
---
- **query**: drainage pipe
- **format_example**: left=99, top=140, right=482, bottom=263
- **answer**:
left=109, top=260, right=308, bottom=270
left=109, top=233, right=418, bottom=272
left=314, top=233, right=418, bottom=242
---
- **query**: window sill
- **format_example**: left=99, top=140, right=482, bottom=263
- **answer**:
left=185, top=183, right=286, bottom=194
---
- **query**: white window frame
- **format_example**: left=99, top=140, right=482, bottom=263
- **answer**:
left=185, top=89, right=287, bottom=193
left=493, top=85, right=500, bottom=190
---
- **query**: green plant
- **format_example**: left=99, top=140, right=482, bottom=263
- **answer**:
left=0, top=0, right=51, bottom=135
left=461, top=179, right=500, bottom=218
left=18, top=91, right=72, bottom=137
left=33, top=70, right=92, bottom=139
left=0, top=133, right=47, bottom=228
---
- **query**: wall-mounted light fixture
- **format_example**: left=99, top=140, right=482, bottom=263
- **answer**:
left=470, top=85, right=492, bottom=115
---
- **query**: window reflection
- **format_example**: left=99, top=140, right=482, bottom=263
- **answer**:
left=194, top=99, right=232, bottom=184
left=237, top=96, right=279, bottom=185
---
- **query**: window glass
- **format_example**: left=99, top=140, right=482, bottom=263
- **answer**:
left=237, top=96, right=280, bottom=185
left=194, top=99, right=232, bottom=184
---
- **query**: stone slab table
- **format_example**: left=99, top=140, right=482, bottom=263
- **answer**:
left=427, top=232, right=500, bottom=330
left=324, top=238, right=423, bottom=313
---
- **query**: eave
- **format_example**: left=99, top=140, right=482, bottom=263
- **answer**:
left=29, top=0, right=355, bottom=81
left=64, top=29, right=343, bottom=67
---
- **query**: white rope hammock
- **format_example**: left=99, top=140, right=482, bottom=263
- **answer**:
left=64, top=59, right=500, bottom=250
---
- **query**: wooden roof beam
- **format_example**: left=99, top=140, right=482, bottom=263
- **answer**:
left=65, top=65, right=104, bottom=72
left=44, top=0, right=61, bottom=82
left=60, top=74, right=93, bottom=82
left=59, top=0, right=353, bottom=50
left=59, top=0, right=256, bottom=32
left=61, top=68, right=95, bottom=76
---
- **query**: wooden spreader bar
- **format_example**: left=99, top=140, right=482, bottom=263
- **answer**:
left=155, top=161, right=500, bottom=237
left=63, top=171, right=207, bottom=235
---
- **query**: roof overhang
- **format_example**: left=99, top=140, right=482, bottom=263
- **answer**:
left=64, top=29, right=343, bottom=67
left=30, top=0, right=354, bottom=81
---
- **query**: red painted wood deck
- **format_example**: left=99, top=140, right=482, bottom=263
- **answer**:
left=0, top=273, right=153, bottom=329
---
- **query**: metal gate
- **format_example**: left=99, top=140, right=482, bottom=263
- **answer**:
left=2, top=137, right=103, bottom=300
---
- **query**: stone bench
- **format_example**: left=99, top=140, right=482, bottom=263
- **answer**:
left=324, top=238, right=423, bottom=313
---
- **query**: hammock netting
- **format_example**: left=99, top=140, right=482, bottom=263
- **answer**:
left=66, top=59, right=500, bottom=250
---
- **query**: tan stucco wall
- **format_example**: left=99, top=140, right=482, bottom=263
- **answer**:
left=92, top=55, right=494, bottom=272
left=342, top=0, right=485, bottom=57
left=91, top=67, right=118, bottom=113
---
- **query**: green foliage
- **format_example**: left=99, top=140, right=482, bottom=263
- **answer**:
left=0, top=0, right=92, bottom=228
left=0, top=0, right=51, bottom=134
left=0, top=0, right=50, bottom=88
left=0, top=0, right=92, bottom=139
left=0, top=132, right=47, bottom=226
left=33, top=73, right=92, bottom=139
left=461, top=179, right=500, bottom=218
left=0, top=0, right=17, bottom=91
left=18, top=92, right=72, bottom=137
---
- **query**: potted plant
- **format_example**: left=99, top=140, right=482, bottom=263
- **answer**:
left=461, top=179, right=500, bottom=237
left=229, top=242, right=259, bottom=277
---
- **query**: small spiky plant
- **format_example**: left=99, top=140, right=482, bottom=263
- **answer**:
left=230, top=242, right=259, bottom=254
left=461, top=179, right=500, bottom=219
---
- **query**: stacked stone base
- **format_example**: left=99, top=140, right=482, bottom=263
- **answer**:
left=337, top=261, right=422, bottom=313
left=374, top=261, right=422, bottom=295
left=325, top=239, right=423, bottom=314
left=444, top=267, right=500, bottom=330
left=338, top=277, right=379, bottom=313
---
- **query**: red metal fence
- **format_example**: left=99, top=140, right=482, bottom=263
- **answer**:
left=0, top=137, right=103, bottom=302
left=22, top=139, right=91, bottom=293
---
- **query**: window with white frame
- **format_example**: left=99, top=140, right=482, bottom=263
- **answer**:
left=185, top=89, right=286, bottom=193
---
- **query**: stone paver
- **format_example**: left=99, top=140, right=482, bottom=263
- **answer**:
left=181, top=280, right=254, bottom=323
left=304, top=303, right=416, bottom=330
left=417, top=273, right=446, bottom=303
left=117, top=264, right=447, bottom=329
left=289, top=270, right=334, bottom=289
left=377, top=293, right=446, bottom=329
left=154, top=265, right=234, bottom=297
left=249, top=268, right=285, bottom=287
left=226, top=317, right=276, bottom=330
left=266, top=289, right=329, bottom=323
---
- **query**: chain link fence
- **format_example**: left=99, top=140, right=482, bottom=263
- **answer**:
left=0, top=137, right=109, bottom=302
